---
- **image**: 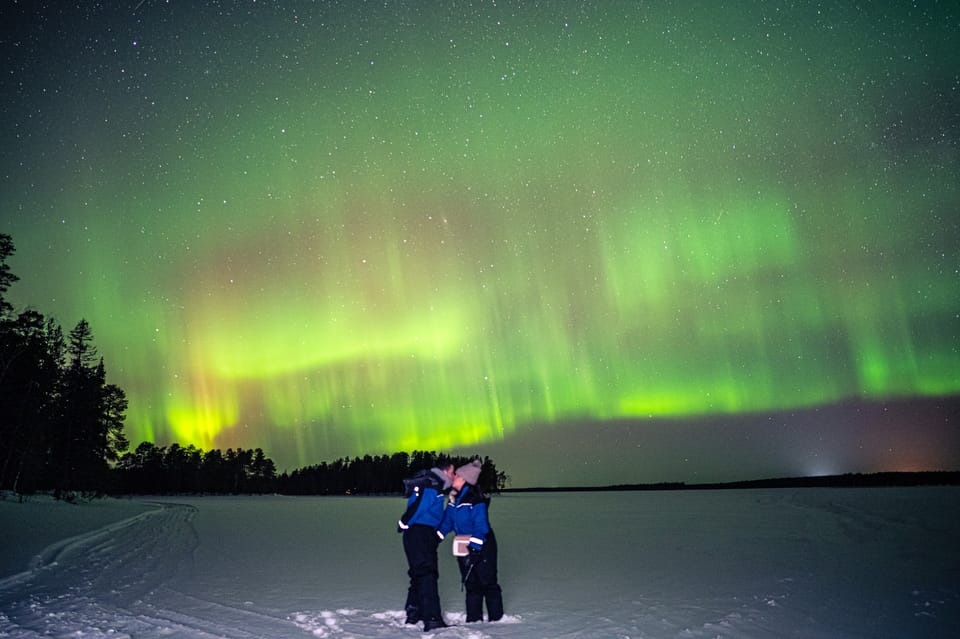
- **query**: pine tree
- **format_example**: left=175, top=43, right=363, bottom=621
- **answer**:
left=0, top=234, right=18, bottom=321
left=250, top=448, right=277, bottom=493
left=0, top=311, right=60, bottom=492
left=97, top=364, right=129, bottom=464
left=55, top=320, right=128, bottom=495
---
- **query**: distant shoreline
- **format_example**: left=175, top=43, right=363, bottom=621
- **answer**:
left=8, top=471, right=956, bottom=501
left=503, top=471, right=960, bottom=493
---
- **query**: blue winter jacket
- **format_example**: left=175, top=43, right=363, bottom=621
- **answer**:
left=439, top=485, right=490, bottom=550
left=397, top=468, right=450, bottom=532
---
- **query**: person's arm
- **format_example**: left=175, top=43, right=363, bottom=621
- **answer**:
left=439, top=495, right=456, bottom=538
left=397, top=489, right=424, bottom=531
left=467, top=501, right=490, bottom=550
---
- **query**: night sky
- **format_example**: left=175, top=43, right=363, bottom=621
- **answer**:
left=2, top=1, right=958, bottom=487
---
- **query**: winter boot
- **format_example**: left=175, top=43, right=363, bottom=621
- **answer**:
left=404, top=604, right=420, bottom=624
left=464, top=592, right=483, bottom=622
left=485, top=586, right=504, bottom=621
left=422, top=618, right=449, bottom=632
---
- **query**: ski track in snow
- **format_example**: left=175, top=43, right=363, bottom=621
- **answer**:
left=0, top=502, right=211, bottom=637
left=0, top=502, right=287, bottom=638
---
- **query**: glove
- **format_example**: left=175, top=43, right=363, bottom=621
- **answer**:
left=463, top=547, right=481, bottom=571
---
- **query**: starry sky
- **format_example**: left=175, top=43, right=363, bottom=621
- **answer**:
left=2, top=1, right=958, bottom=487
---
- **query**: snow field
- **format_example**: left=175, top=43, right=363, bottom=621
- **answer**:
left=1, top=487, right=958, bottom=638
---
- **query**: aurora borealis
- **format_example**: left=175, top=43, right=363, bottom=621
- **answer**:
left=2, top=1, right=958, bottom=485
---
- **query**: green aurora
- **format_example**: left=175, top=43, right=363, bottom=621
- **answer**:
left=2, top=1, right=958, bottom=476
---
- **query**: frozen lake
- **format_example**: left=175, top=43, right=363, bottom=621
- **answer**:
left=1, top=487, right=958, bottom=637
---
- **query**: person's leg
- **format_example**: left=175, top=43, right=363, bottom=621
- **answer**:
left=404, top=587, right=420, bottom=623
left=478, top=532, right=503, bottom=621
left=405, top=526, right=443, bottom=624
left=461, top=554, right=484, bottom=622
left=402, top=531, right=421, bottom=623
left=483, top=581, right=504, bottom=621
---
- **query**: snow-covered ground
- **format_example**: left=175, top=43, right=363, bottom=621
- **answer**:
left=1, top=488, right=958, bottom=638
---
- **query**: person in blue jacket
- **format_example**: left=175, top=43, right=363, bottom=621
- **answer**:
left=398, top=463, right=455, bottom=632
left=440, top=458, right=504, bottom=623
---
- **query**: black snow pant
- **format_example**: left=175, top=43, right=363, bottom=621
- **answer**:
left=403, top=524, right=443, bottom=624
left=456, top=529, right=503, bottom=622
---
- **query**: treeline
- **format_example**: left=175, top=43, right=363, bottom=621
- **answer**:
left=112, top=442, right=277, bottom=494
left=0, top=235, right=129, bottom=497
left=110, top=443, right=506, bottom=496
left=279, top=451, right=508, bottom=496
